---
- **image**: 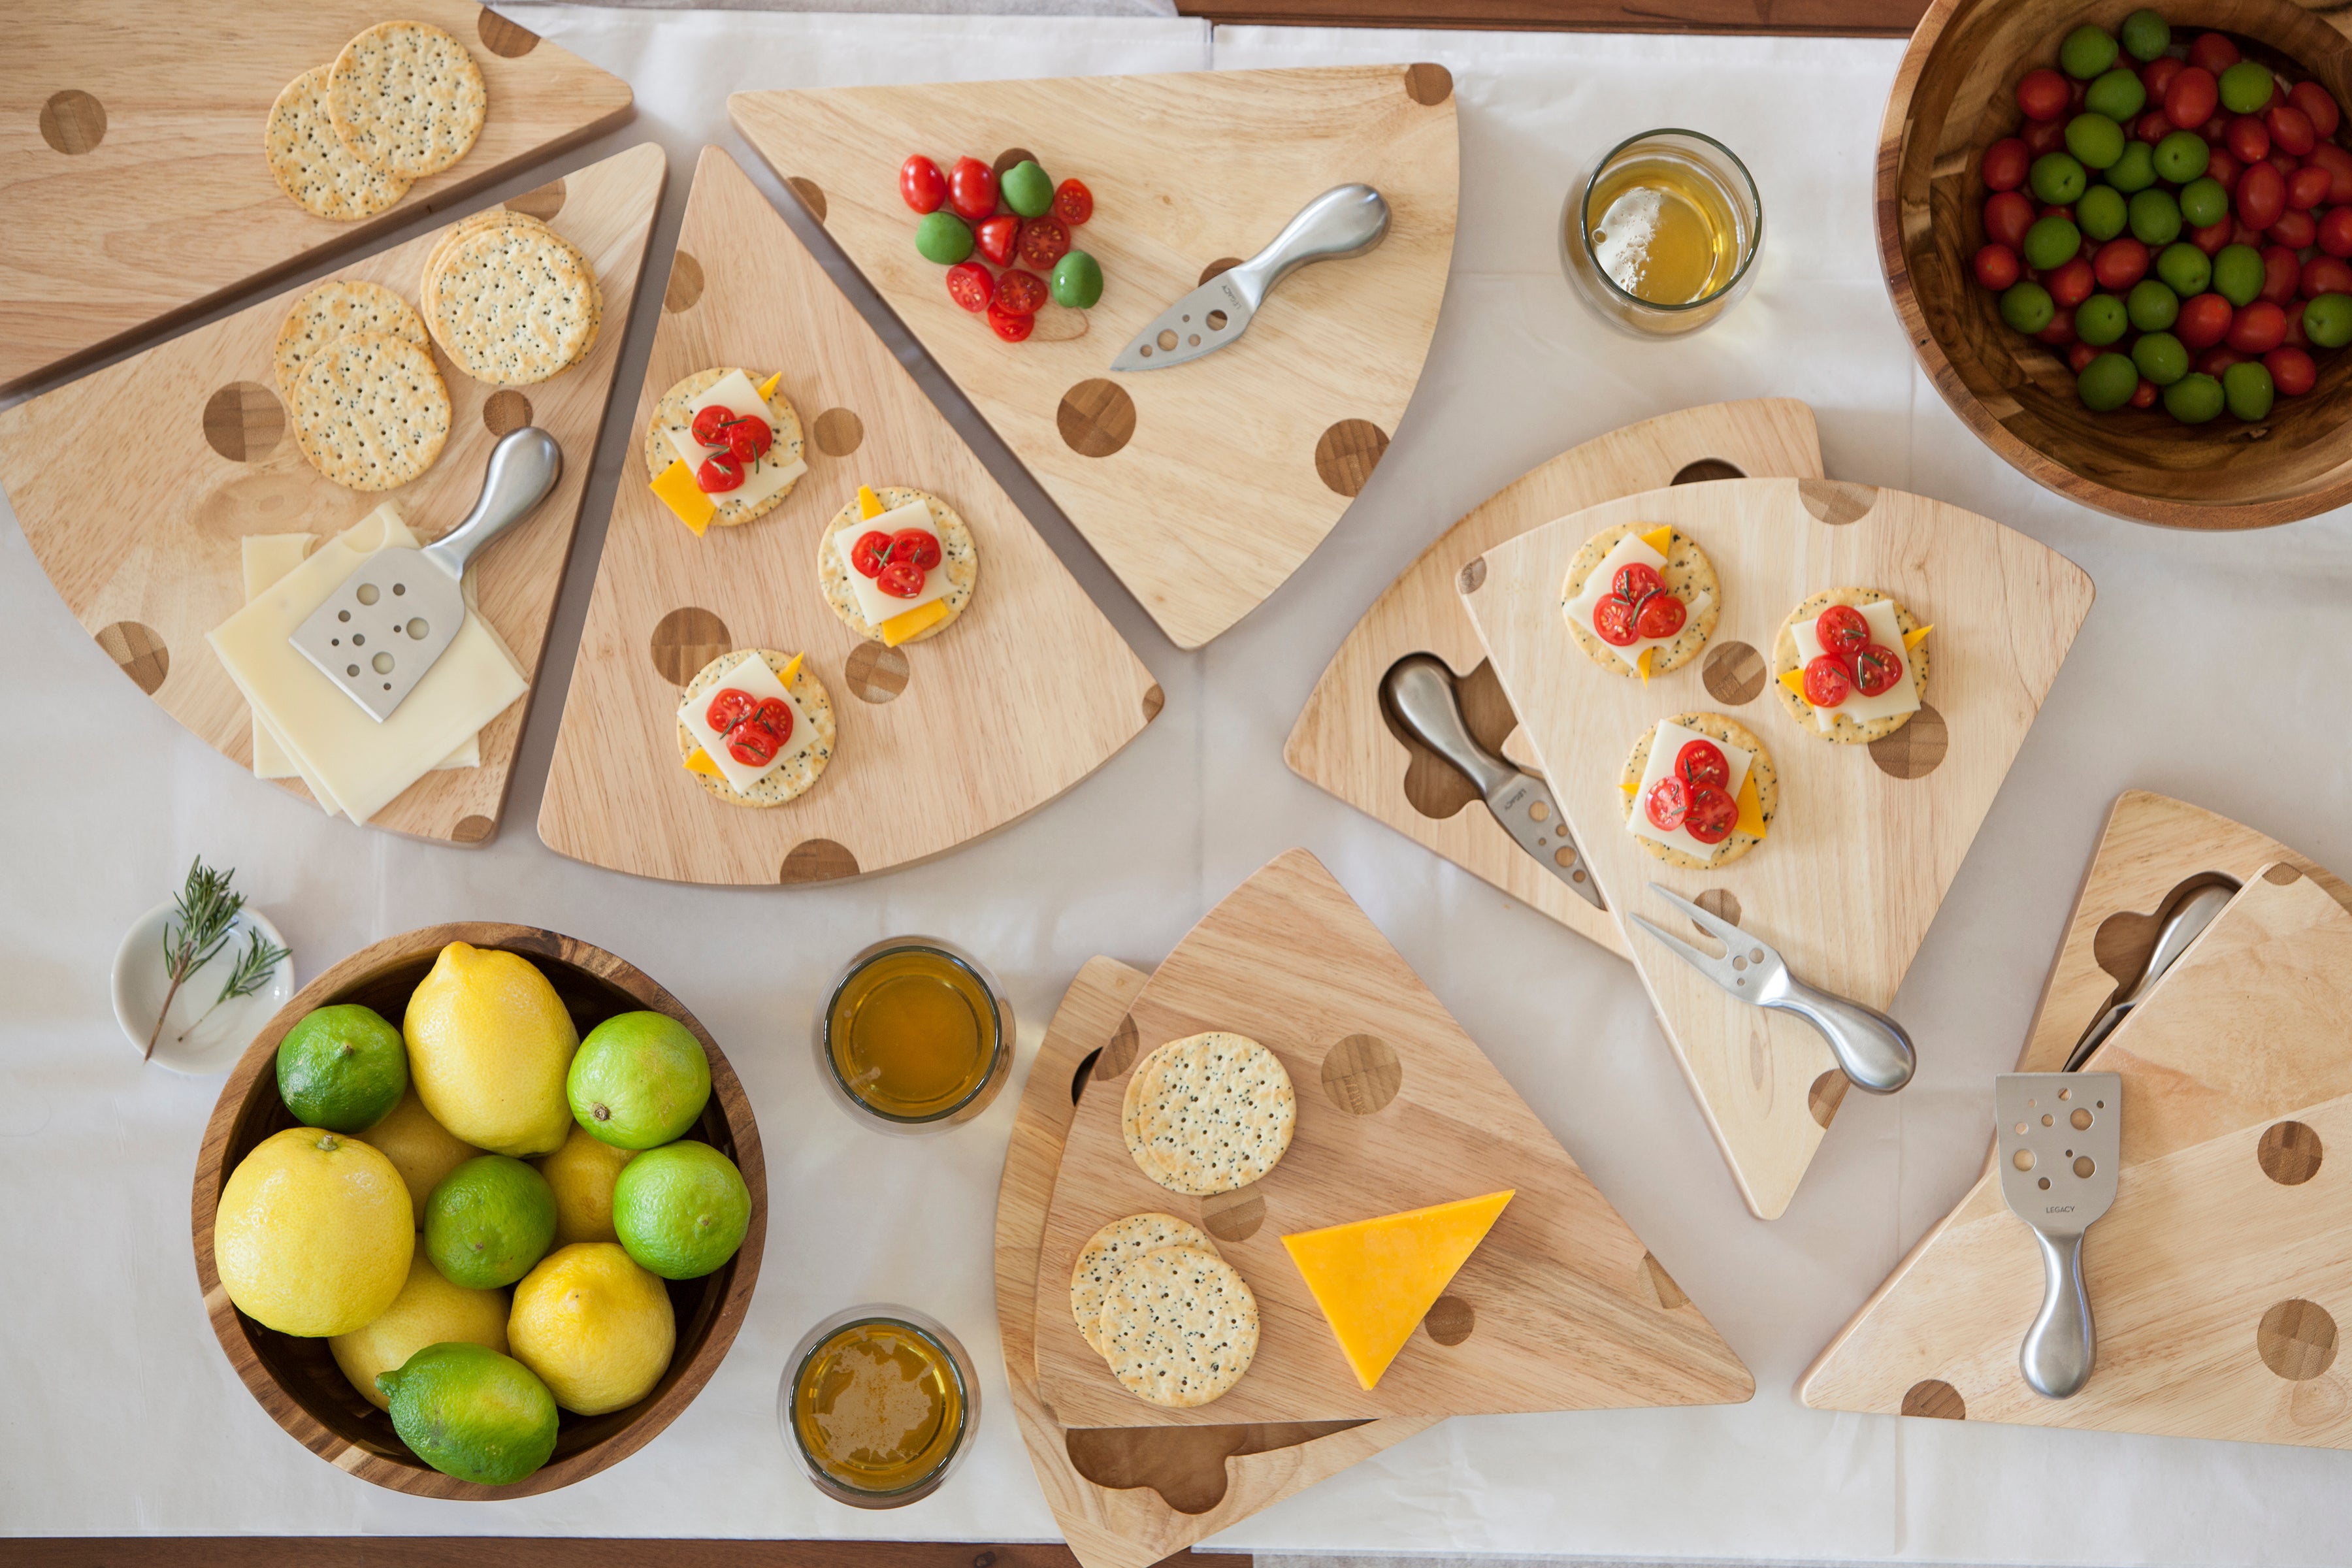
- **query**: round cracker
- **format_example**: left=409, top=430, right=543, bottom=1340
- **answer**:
left=427, top=222, right=598, bottom=385
left=273, top=280, right=427, bottom=402
left=1098, top=1245, right=1259, bottom=1409
left=263, top=65, right=411, bottom=223
left=817, top=487, right=977, bottom=644
left=1770, top=589, right=1931, bottom=743
left=421, top=210, right=550, bottom=325
left=327, top=20, right=487, bottom=180
left=1070, top=1215, right=1220, bottom=1358
left=674, top=648, right=836, bottom=808
left=1619, top=711, right=1778, bottom=872
left=286, top=331, right=450, bottom=493
left=1561, top=523, right=1720, bottom=678
left=642, top=368, right=807, bottom=528
left=1120, top=1032, right=1296, bottom=1196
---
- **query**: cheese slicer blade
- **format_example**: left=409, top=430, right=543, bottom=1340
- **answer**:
left=289, top=427, right=561, bottom=722
left=1995, top=1071, right=2122, bottom=1399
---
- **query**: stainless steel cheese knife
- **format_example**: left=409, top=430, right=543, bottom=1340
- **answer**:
left=1111, top=184, right=1390, bottom=372
left=1996, top=1071, right=2122, bottom=1399
left=2061, top=878, right=2238, bottom=1071
left=291, top=427, right=561, bottom=721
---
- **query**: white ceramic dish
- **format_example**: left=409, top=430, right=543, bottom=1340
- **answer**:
left=111, top=902, right=295, bottom=1076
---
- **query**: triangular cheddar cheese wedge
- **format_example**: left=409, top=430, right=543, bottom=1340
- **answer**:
left=1282, top=1190, right=1514, bottom=1390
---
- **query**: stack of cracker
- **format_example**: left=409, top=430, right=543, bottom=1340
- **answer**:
left=265, top=21, right=487, bottom=222
left=1070, top=1213, right=1260, bottom=1409
left=1122, top=1030, right=1298, bottom=1195
left=273, top=279, right=451, bottom=492
left=420, top=209, right=602, bottom=385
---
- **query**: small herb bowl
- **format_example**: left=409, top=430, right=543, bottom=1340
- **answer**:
left=112, top=901, right=294, bottom=1075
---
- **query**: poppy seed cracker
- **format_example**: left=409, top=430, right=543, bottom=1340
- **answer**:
left=817, top=487, right=977, bottom=642
left=428, top=223, right=599, bottom=386
left=286, top=331, right=451, bottom=493
left=327, top=21, right=487, bottom=180
left=1098, top=1245, right=1259, bottom=1408
left=263, top=65, right=411, bottom=222
left=273, top=280, right=427, bottom=404
left=1121, top=1032, right=1296, bottom=1196
left=1070, top=1214, right=1220, bottom=1358
left=674, top=649, right=834, bottom=808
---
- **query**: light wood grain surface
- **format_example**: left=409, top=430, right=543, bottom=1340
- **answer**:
left=730, top=64, right=1458, bottom=649
left=0, top=141, right=666, bottom=846
left=1462, top=478, right=2093, bottom=1219
left=1285, top=399, right=1825, bottom=960
left=0, top=0, right=632, bottom=393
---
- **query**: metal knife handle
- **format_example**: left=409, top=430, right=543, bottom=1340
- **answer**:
left=1382, top=654, right=1515, bottom=797
left=2022, top=1226, right=2095, bottom=1398
left=420, top=427, right=563, bottom=583
left=1763, top=976, right=1918, bottom=1094
left=1229, top=184, right=1391, bottom=310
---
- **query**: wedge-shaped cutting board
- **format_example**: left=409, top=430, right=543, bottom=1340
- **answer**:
left=0, top=142, right=666, bottom=845
left=1, top=0, right=633, bottom=392
left=730, top=64, right=1458, bottom=649
left=1462, top=479, right=2093, bottom=1220
left=1286, top=400, right=1826, bottom=961
left=1000, top=955, right=1435, bottom=1568
left=1802, top=865, right=2352, bottom=1445
left=538, top=148, right=1158, bottom=886
left=1035, top=848, right=1754, bottom=1428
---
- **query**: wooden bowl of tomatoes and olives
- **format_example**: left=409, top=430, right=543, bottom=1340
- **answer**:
left=1882, top=0, right=2352, bottom=527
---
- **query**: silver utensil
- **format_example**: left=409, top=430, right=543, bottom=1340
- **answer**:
left=1380, top=654, right=1603, bottom=909
left=291, top=427, right=562, bottom=721
left=1995, top=1071, right=2122, bottom=1399
left=1111, top=184, right=1390, bottom=372
left=1631, top=884, right=1916, bottom=1094
left=2061, top=879, right=2239, bottom=1071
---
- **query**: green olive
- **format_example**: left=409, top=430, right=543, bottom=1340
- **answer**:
left=1051, top=249, right=1103, bottom=310
left=2065, top=113, right=2127, bottom=171
left=914, top=210, right=973, bottom=265
left=2085, top=69, right=2147, bottom=123
left=2155, top=242, right=2211, bottom=298
left=2078, top=185, right=2129, bottom=242
left=1000, top=160, right=1054, bottom=220
left=2178, top=176, right=2229, bottom=230
left=2001, top=280, right=2056, bottom=335
left=2030, top=152, right=2089, bottom=206
left=2024, top=214, right=2083, bottom=271
left=2223, top=360, right=2276, bottom=421
left=2153, top=129, right=2210, bottom=185
left=2132, top=330, right=2189, bottom=386
left=2304, top=293, right=2352, bottom=348
left=2128, top=186, right=2182, bottom=246
left=2218, top=61, right=2278, bottom=116
left=2163, top=372, right=2225, bottom=424
left=2127, top=278, right=2180, bottom=333
left=2119, top=8, right=2170, bottom=63
left=2078, top=351, right=2140, bottom=411
left=2076, top=292, right=2131, bottom=346
left=2212, top=244, right=2265, bottom=307
left=2060, top=24, right=2118, bottom=80
left=2104, top=140, right=2158, bottom=194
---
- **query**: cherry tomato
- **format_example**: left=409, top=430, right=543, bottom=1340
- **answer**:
left=1016, top=215, right=1070, bottom=270
left=2270, top=207, right=2319, bottom=248
left=2131, top=377, right=2161, bottom=408
left=2037, top=307, right=2078, bottom=347
left=1592, top=595, right=1641, bottom=647
left=2267, top=344, right=2318, bottom=394
left=2229, top=299, right=2288, bottom=353
left=1612, top=562, right=1665, bottom=602
left=945, top=259, right=995, bottom=313
left=2070, top=76, right=2089, bottom=112
left=2167, top=67, right=2219, bottom=131
left=2207, top=146, right=2242, bottom=189
left=696, top=451, right=743, bottom=493
left=1629, top=592, right=1682, bottom=641
left=691, top=404, right=737, bottom=446
left=2092, top=237, right=2149, bottom=291
left=2311, top=143, right=2352, bottom=203
left=2268, top=103, right=2318, bottom=156
left=986, top=300, right=1033, bottom=342
left=2189, top=31, right=2240, bottom=74
left=1986, top=191, right=2036, bottom=250
left=2019, top=67, right=2072, bottom=121
left=2023, top=116, right=2070, bottom=156
left=1983, top=137, right=2031, bottom=191
left=2197, top=346, right=2247, bottom=377
left=1645, top=775, right=1689, bottom=832
left=2321, top=206, right=2352, bottom=257
left=1682, top=783, right=1739, bottom=846
left=992, top=267, right=1047, bottom=316
left=877, top=559, right=926, bottom=599
left=2262, top=244, right=2304, bottom=303
left=2304, top=254, right=2352, bottom=297
left=1053, top=178, right=1094, bottom=225
left=2290, top=168, right=2334, bottom=215
left=949, top=156, right=998, bottom=222
left=900, top=155, right=947, bottom=215
left=849, top=531, right=893, bottom=578
left=1675, top=739, right=1730, bottom=791
left=975, top=214, right=1019, bottom=267
left=2272, top=149, right=2300, bottom=182
left=2238, top=159, right=2288, bottom=229
left=2284, top=302, right=2310, bottom=345
left=753, top=697, right=792, bottom=736
left=705, top=688, right=756, bottom=733
left=2044, top=257, right=2094, bottom=308
left=2178, top=291, right=2235, bottom=348
left=726, top=719, right=781, bottom=770
left=1852, top=644, right=1904, bottom=698
left=2069, top=340, right=2100, bottom=373
left=1814, top=604, right=1869, bottom=656
left=1976, top=243, right=2023, bottom=291
left=2291, top=80, right=2342, bottom=139
left=890, top=527, right=942, bottom=570
left=2231, top=219, right=2263, bottom=250
left=2227, top=114, right=2272, bottom=163
left=2137, top=110, right=2175, bottom=146
left=2191, top=218, right=2234, bottom=255
left=2144, top=57, right=2185, bottom=100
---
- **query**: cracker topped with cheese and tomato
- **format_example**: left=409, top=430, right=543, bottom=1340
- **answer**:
left=644, top=367, right=808, bottom=534
left=818, top=484, right=977, bottom=647
left=1561, top=522, right=1719, bottom=681
left=674, top=647, right=835, bottom=808
left=1771, top=589, right=1931, bottom=744
left=1620, top=712, right=1775, bottom=871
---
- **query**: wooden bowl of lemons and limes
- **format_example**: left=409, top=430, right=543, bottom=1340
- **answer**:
left=191, top=923, right=765, bottom=1499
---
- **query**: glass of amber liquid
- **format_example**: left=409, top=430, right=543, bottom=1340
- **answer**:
left=1561, top=129, right=1762, bottom=338
left=815, top=938, right=1011, bottom=1132
left=781, top=1306, right=977, bottom=1508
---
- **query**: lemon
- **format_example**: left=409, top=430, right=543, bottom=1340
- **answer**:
left=379, top=1341, right=559, bottom=1486
left=366, top=1086, right=483, bottom=1228
left=508, top=1242, right=676, bottom=1415
left=213, top=1127, right=413, bottom=1337
left=567, top=1011, right=711, bottom=1149
left=404, top=942, right=578, bottom=1157
left=536, top=1124, right=636, bottom=1246
left=330, top=1250, right=510, bottom=1411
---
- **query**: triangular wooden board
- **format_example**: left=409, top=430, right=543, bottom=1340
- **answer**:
left=1036, top=849, right=1753, bottom=1428
left=1000, top=955, right=1436, bottom=1568
left=1801, top=866, right=2352, bottom=1446
left=1286, top=400, right=1826, bottom=960
left=0, top=142, right=667, bottom=845
left=1, top=0, right=633, bottom=391
left=538, top=148, right=1158, bottom=886
left=1462, top=479, right=2093, bottom=1219
left=731, top=65, right=1458, bottom=649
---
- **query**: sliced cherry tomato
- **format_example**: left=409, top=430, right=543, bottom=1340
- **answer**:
left=2178, top=291, right=2235, bottom=348
left=723, top=417, right=772, bottom=465
left=890, top=527, right=942, bottom=570
left=2267, top=344, right=2319, bottom=395
left=2289, top=163, right=2334, bottom=211
left=877, top=558, right=926, bottom=599
left=2268, top=103, right=2318, bottom=157
left=2166, top=67, right=2219, bottom=133
left=1053, top=177, right=1094, bottom=225
left=1985, top=191, right=2036, bottom=252
left=1803, top=653, right=1853, bottom=709
left=1635, top=591, right=1686, bottom=641
left=2018, top=67, right=2070, bottom=122
left=1645, top=774, right=1690, bottom=832
left=705, top=688, right=756, bottom=733
left=1017, top=215, right=1071, bottom=270
left=945, top=259, right=995, bottom=312
left=1611, top=562, right=1665, bottom=603
left=1682, top=783, right=1738, bottom=846
left=1852, top=644, right=1904, bottom=697
left=1592, top=595, right=1641, bottom=647
left=849, top=531, right=894, bottom=578
left=1816, top=604, right=1870, bottom=657
left=900, top=155, right=947, bottom=215
left=949, top=156, right=998, bottom=223
left=987, top=300, right=1034, bottom=342
left=992, top=267, right=1048, bottom=317
left=726, top=719, right=781, bottom=769
left=1982, top=137, right=2030, bottom=191
left=691, top=404, right=737, bottom=446
left=753, top=697, right=792, bottom=738
left=975, top=214, right=1019, bottom=268
left=1975, top=243, right=2022, bottom=291
left=2189, top=31, right=2240, bottom=74
left=2291, top=80, right=2342, bottom=139
left=697, top=451, right=743, bottom=493
left=1675, top=739, right=1730, bottom=791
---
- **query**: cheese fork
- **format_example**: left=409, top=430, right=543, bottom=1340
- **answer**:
left=1631, top=884, right=1917, bottom=1094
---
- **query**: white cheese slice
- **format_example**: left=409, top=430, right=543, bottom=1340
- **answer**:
left=830, top=501, right=953, bottom=627
left=676, top=651, right=817, bottom=794
left=1629, top=719, right=1754, bottom=859
left=661, top=368, right=808, bottom=512
left=1563, top=532, right=1712, bottom=674
left=1790, top=598, right=1919, bottom=733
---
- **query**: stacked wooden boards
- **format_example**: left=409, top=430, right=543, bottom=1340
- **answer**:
left=1033, top=849, right=1754, bottom=1429
left=730, top=64, right=1459, bottom=649
left=1286, top=400, right=1827, bottom=960
left=1, top=0, right=632, bottom=392
left=1462, top=480, right=2093, bottom=1219
left=538, top=148, right=1159, bottom=885
left=0, top=142, right=667, bottom=846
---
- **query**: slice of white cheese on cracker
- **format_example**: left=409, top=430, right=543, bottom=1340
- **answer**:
left=661, top=368, right=808, bottom=512
left=1628, top=717, right=1755, bottom=858
left=676, top=649, right=816, bottom=794
left=830, top=500, right=955, bottom=628
left=1789, top=599, right=1920, bottom=733
left=1563, top=531, right=1713, bottom=678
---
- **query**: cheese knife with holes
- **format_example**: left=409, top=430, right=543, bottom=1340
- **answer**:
left=291, top=427, right=561, bottom=721
left=1996, top=1072, right=2122, bottom=1399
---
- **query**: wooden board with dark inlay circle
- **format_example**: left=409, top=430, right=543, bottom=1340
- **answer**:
left=731, top=65, right=1458, bottom=650
left=538, top=148, right=1158, bottom=887
left=0, top=143, right=667, bottom=847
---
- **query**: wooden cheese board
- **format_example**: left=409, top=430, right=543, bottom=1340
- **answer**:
left=999, top=955, right=1435, bottom=1568
left=1034, top=848, right=1754, bottom=1429
left=0, top=140, right=666, bottom=846
left=1461, top=479, right=2093, bottom=1220
left=537, top=148, right=1158, bottom=886
left=730, top=63, right=1458, bottom=650
left=1286, top=400, right=1827, bottom=962
left=1, top=0, right=633, bottom=393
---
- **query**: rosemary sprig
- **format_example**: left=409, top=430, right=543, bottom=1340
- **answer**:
left=146, top=857, right=244, bottom=1060
left=177, top=926, right=291, bottom=1045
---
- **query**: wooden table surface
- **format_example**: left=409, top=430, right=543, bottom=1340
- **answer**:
left=1175, top=0, right=1927, bottom=35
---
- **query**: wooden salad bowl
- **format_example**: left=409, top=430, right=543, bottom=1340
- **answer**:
left=1882, top=0, right=2352, bottom=527
left=189, top=923, right=766, bottom=1499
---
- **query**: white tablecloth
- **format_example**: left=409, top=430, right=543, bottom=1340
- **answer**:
left=5, top=8, right=2351, bottom=1560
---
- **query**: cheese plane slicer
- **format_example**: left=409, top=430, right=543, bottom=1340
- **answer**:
left=1995, top=1071, right=2122, bottom=1399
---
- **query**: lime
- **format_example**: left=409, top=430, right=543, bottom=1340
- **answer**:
left=2133, top=331, right=2189, bottom=387
left=2164, top=372, right=2226, bottom=423
left=378, top=1342, right=559, bottom=1486
left=2078, top=351, right=2140, bottom=411
left=425, top=1154, right=558, bottom=1289
left=567, top=1011, right=711, bottom=1150
left=2084, top=69, right=2146, bottom=124
left=2219, top=61, right=2277, bottom=116
left=276, top=1004, right=407, bottom=1133
left=613, top=1141, right=751, bottom=1281
left=2223, top=360, right=2276, bottom=421
left=2001, top=281, right=2055, bottom=335
left=2105, top=140, right=2157, bottom=194
left=2077, top=293, right=2129, bottom=347
left=2119, top=8, right=2170, bottom=63
left=2059, top=24, right=2117, bottom=80
left=2129, top=187, right=2181, bottom=247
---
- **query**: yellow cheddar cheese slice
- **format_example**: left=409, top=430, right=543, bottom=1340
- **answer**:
left=877, top=600, right=952, bottom=647
left=1639, top=524, right=1674, bottom=555
left=683, top=747, right=723, bottom=779
left=857, top=484, right=885, bottom=520
left=651, top=459, right=717, bottom=536
left=780, top=652, right=804, bottom=685
left=1622, top=779, right=1639, bottom=796
left=756, top=370, right=783, bottom=402
left=1904, top=623, right=1933, bottom=650
left=1736, top=768, right=1766, bottom=838
left=1635, top=647, right=1652, bottom=683
left=1779, top=668, right=1809, bottom=702
left=1281, top=1190, right=1514, bottom=1390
